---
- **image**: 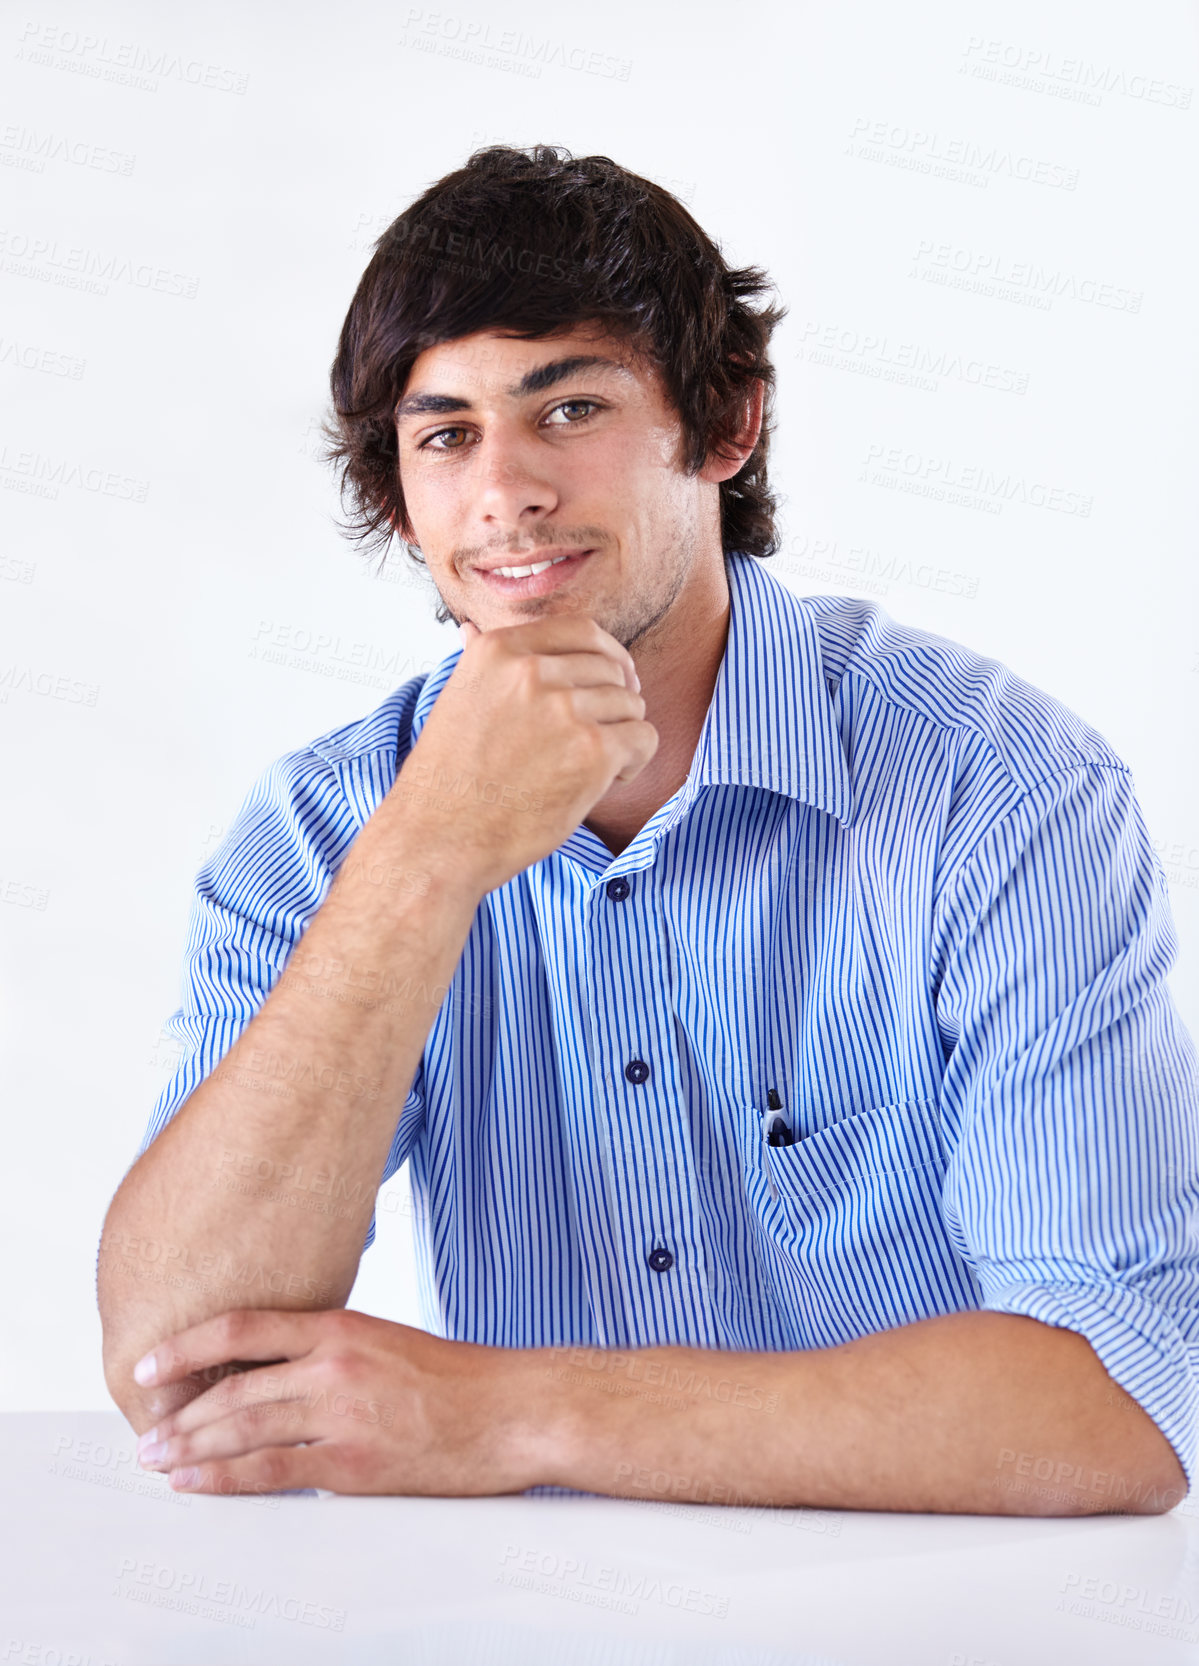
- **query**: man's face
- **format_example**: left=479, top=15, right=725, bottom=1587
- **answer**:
left=392, top=322, right=721, bottom=651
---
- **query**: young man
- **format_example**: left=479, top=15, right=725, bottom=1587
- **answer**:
left=98, top=145, right=1198, bottom=1515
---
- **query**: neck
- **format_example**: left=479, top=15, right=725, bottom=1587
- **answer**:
left=583, top=553, right=731, bottom=857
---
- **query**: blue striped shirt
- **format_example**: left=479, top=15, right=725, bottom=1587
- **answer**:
left=139, top=551, right=1199, bottom=1491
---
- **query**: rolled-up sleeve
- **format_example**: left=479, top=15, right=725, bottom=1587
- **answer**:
left=932, top=762, right=1199, bottom=1494
left=139, top=745, right=425, bottom=1251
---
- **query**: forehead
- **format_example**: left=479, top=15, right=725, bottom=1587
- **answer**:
left=399, top=322, right=655, bottom=404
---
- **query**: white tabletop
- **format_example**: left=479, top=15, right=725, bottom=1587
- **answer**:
left=3, top=1410, right=1197, bottom=1664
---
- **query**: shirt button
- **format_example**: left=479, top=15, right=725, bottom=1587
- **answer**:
left=624, top=1060, right=650, bottom=1085
left=647, top=1247, right=674, bottom=1273
left=606, top=877, right=630, bottom=901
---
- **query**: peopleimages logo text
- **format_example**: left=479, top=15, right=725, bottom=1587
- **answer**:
left=115, top=1558, right=345, bottom=1628
left=17, top=23, right=250, bottom=92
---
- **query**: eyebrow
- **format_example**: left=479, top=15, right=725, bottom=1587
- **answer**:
left=394, top=354, right=635, bottom=422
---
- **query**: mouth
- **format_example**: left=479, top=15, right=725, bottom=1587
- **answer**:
left=472, top=547, right=596, bottom=598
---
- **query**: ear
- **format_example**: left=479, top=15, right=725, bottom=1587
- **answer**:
left=385, top=498, right=417, bottom=543
left=700, top=377, right=765, bottom=484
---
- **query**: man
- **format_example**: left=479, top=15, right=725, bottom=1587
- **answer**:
left=97, top=144, right=1198, bottom=1515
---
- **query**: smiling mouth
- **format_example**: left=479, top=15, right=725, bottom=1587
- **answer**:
left=486, top=551, right=578, bottom=578
left=473, top=548, right=596, bottom=595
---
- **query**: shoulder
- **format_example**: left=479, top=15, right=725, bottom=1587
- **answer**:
left=214, top=671, right=432, bottom=856
left=305, top=672, right=430, bottom=769
left=796, top=590, right=1127, bottom=793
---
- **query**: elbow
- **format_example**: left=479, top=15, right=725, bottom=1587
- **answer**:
left=96, top=1207, right=182, bottom=1435
left=1131, top=1455, right=1189, bottom=1516
left=97, top=1286, right=144, bottom=1434
left=1121, top=1412, right=1191, bottom=1516
left=1092, top=1442, right=1190, bottom=1518
left=100, top=1300, right=240, bottom=1438
left=102, top=1338, right=204, bottom=1439
left=100, top=1328, right=157, bottom=1438
left=98, top=1274, right=171, bottom=1437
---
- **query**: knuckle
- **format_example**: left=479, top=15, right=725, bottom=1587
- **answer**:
left=336, top=1440, right=373, bottom=1486
left=578, top=727, right=607, bottom=769
left=217, top=1309, right=252, bottom=1351
left=244, top=1400, right=279, bottom=1431
left=264, top=1401, right=302, bottom=1435
left=213, top=1373, right=246, bottom=1411
left=514, top=655, right=544, bottom=693
left=254, top=1448, right=289, bottom=1488
left=550, top=686, right=578, bottom=724
left=322, top=1308, right=358, bottom=1338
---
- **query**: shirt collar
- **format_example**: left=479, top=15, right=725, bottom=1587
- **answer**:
left=407, top=552, right=854, bottom=864
left=689, top=552, right=853, bottom=824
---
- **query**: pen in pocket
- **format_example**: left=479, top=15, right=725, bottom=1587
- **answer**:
left=762, top=1087, right=798, bottom=1148
left=761, top=1089, right=799, bottom=1202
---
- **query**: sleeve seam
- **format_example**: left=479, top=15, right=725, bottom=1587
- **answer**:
left=934, top=759, right=1136, bottom=930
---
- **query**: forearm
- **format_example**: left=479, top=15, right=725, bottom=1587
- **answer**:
left=534, top=1311, right=1188, bottom=1516
left=98, top=798, right=481, bottom=1430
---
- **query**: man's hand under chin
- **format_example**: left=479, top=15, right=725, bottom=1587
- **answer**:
left=131, top=1308, right=558, bottom=1497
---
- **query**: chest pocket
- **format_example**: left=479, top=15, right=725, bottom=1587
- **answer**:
left=747, top=1097, right=978, bottom=1347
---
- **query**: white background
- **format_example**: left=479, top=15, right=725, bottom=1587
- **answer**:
left=2, top=0, right=1196, bottom=1411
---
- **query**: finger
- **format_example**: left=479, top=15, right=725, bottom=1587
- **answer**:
left=527, top=651, right=630, bottom=692
left=606, top=718, right=660, bottom=784
left=567, top=685, right=646, bottom=726
left=167, top=1440, right=331, bottom=1498
left=495, top=641, right=638, bottom=695
left=153, top=1360, right=309, bottom=1440
left=480, top=615, right=638, bottom=690
left=145, top=1397, right=317, bottom=1474
left=134, top=1308, right=327, bottom=1389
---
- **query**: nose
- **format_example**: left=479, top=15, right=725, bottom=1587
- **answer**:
left=470, top=429, right=560, bottom=528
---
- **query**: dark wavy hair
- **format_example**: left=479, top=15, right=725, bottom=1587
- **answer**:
left=324, top=144, right=788, bottom=616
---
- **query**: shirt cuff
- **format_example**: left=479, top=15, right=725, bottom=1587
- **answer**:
left=982, top=1279, right=1197, bottom=1501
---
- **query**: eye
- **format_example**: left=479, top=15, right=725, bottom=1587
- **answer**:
left=416, top=399, right=602, bottom=451
left=419, top=426, right=470, bottom=452
left=543, top=399, right=601, bottom=426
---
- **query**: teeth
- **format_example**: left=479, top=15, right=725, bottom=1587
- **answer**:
left=491, top=552, right=576, bottom=579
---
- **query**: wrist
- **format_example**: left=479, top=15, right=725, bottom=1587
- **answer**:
left=336, top=801, right=487, bottom=922
left=493, top=1346, right=585, bottom=1491
left=371, top=788, right=494, bottom=906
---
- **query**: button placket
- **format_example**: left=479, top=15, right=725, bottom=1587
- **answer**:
left=590, top=851, right=715, bottom=1344
left=528, top=861, right=639, bottom=1346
